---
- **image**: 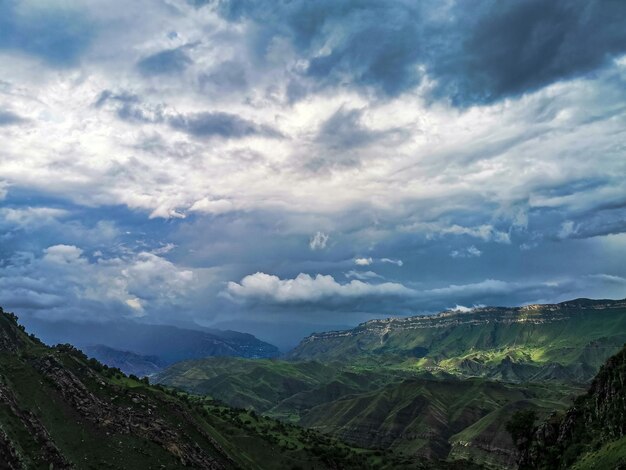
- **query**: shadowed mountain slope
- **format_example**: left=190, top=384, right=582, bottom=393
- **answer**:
left=519, top=343, right=626, bottom=469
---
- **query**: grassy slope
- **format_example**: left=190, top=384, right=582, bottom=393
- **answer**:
left=571, top=436, right=626, bottom=469
left=155, top=356, right=579, bottom=469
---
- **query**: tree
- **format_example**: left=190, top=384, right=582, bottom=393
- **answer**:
left=506, top=409, right=537, bottom=450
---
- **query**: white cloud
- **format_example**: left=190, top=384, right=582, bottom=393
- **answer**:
left=0, top=207, right=69, bottom=227
left=43, top=245, right=85, bottom=264
left=152, top=243, right=176, bottom=255
left=450, top=245, right=482, bottom=258
left=344, top=270, right=383, bottom=280
left=189, top=198, right=234, bottom=215
left=558, top=220, right=578, bottom=239
left=309, top=231, right=329, bottom=250
left=381, top=258, right=403, bottom=266
left=411, top=223, right=510, bottom=244
left=225, top=272, right=414, bottom=303
left=0, top=245, right=198, bottom=320
left=449, top=305, right=473, bottom=313
left=354, top=257, right=373, bottom=265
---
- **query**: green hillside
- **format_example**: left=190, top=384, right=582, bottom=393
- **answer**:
left=154, top=356, right=579, bottom=468
left=0, top=307, right=452, bottom=470
left=287, top=298, right=626, bottom=382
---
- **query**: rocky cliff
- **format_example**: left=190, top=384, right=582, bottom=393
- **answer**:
left=519, top=343, right=626, bottom=469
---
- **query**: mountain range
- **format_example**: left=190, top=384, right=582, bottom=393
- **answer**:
left=21, top=318, right=280, bottom=376
left=155, top=297, right=626, bottom=468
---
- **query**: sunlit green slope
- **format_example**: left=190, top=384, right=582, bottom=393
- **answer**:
left=287, top=298, right=626, bottom=382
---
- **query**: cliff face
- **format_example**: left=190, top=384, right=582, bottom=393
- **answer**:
left=520, top=343, right=626, bottom=469
left=295, top=298, right=626, bottom=347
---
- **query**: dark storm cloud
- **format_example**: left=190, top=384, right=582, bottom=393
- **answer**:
left=205, top=0, right=626, bottom=104
left=212, top=0, right=424, bottom=97
left=168, top=111, right=282, bottom=139
left=316, top=107, right=404, bottom=151
left=433, top=0, right=626, bottom=106
left=93, top=90, right=160, bottom=123
left=0, top=1, right=93, bottom=67
left=137, top=47, right=193, bottom=76
left=94, top=89, right=281, bottom=139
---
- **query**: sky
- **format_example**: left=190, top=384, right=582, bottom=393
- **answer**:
left=0, top=0, right=625, bottom=348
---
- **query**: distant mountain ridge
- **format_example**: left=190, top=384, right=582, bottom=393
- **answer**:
left=296, top=298, right=626, bottom=345
left=287, top=298, right=626, bottom=383
left=81, top=345, right=167, bottom=377
left=22, top=318, right=280, bottom=369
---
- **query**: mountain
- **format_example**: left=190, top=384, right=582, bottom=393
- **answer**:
left=287, top=298, right=626, bottom=382
left=22, top=317, right=280, bottom=364
left=518, top=343, right=626, bottom=469
left=0, top=306, right=465, bottom=470
left=155, top=297, right=626, bottom=469
left=81, top=344, right=167, bottom=377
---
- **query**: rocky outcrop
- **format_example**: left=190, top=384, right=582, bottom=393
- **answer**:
left=0, top=428, right=25, bottom=470
left=34, top=355, right=224, bottom=469
left=0, top=383, right=71, bottom=469
left=519, top=344, right=626, bottom=469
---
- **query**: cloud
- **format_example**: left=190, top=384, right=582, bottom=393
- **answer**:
left=344, top=270, right=383, bottom=281
left=43, top=244, right=85, bottom=265
left=210, top=0, right=626, bottom=102
left=381, top=258, right=403, bottom=267
left=450, top=246, right=482, bottom=258
left=0, top=0, right=624, bottom=340
left=137, top=46, right=193, bottom=76
left=433, top=0, right=626, bottom=105
left=354, top=257, right=372, bottom=266
left=309, top=231, right=329, bottom=250
left=169, top=111, right=282, bottom=139
left=0, top=244, right=199, bottom=321
left=449, top=305, right=475, bottom=313
left=410, top=223, right=511, bottom=244
left=225, top=272, right=414, bottom=304
left=305, top=106, right=409, bottom=170
left=223, top=270, right=626, bottom=314
left=213, top=0, right=424, bottom=97
left=0, top=207, right=69, bottom=228
left=189, top=198, right=234, bottom=214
